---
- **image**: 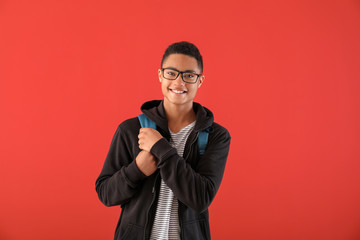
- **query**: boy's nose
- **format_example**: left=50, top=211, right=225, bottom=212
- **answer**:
left=174, top=73, right=185, bottom=85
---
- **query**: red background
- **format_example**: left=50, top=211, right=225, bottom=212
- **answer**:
left=1, top=0, right=360, bottom=239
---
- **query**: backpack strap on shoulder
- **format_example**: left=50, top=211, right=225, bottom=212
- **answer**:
left=138, top=114, right=156, bottom=129
left=198, top=129, right=209, bottom=156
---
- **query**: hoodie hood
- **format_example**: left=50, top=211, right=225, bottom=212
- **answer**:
left=140, top=100, right=214, bottom=133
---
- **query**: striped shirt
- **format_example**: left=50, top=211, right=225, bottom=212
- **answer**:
left=150, top=121, right=196, bottom=240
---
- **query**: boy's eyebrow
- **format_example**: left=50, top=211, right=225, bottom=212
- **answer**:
left=163, top=67, right=198, bottom=73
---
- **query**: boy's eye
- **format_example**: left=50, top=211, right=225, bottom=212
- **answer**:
left=184, top=73, right=195, bottom=78
left=165, top=70, right=177, bottom=76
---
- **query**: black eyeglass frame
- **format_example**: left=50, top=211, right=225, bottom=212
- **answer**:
left=161, top=68, right=202, bottom=84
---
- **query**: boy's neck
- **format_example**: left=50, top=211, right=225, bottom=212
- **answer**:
left=163, top=100, right=196, bottom=133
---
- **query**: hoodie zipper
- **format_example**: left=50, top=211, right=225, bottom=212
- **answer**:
left=144, top=172, right=160, bottom=240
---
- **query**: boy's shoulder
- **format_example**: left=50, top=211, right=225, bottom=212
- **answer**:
left=116, top=116, right=141, bottom=133
left=209, top=121, right=231, bottom=140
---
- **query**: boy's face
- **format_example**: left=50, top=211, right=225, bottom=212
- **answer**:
left=158, top=53, right=204, bottom=107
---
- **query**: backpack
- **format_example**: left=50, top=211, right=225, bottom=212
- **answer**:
left=138, top=114, right=209, bottom=156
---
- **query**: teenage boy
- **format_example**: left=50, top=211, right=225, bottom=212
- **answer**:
left=95, top=41, right=231, bottom=240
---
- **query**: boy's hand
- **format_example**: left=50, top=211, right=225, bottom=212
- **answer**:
left=135, top=150, right=157, bottom=176
left=138, top=128, right=163, bottom=152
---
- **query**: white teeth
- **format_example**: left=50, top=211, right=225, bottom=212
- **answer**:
left=172, top=89, right=185, bottom=93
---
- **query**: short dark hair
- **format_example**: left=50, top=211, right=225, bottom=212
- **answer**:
left=161, top=41, right=203, bottom=73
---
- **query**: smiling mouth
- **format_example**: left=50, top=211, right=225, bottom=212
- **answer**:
left=169, top=88, right=187, bottom=94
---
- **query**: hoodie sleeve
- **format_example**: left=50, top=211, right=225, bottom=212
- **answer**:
left=150, top=124, right=231, bottom=213
left=95, top=122, right=147, bottom=207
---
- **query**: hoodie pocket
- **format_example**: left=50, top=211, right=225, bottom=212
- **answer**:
left=182, top=219, right=210, bottom=240
left=120, top=223, right=144, bottom=240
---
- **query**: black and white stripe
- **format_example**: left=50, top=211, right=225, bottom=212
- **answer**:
left=150, top=121, right=196, bottom=240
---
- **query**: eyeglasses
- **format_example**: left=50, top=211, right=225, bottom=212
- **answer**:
left=161, top=68, right=202, bottom=84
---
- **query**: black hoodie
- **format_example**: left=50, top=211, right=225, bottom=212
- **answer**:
left=95, top=100, right=231, bottom=240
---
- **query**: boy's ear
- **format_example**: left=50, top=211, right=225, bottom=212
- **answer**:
left=198, top=75, right=205, bottom=88
left=158, top=69, right=162, bottom=82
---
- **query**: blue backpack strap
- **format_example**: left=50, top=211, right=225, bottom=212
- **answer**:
left=198, top=130, right=209, bottom=156
left=138, top=114, right=156, bottom=129
left=138, top=113, right=209, bottom=156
